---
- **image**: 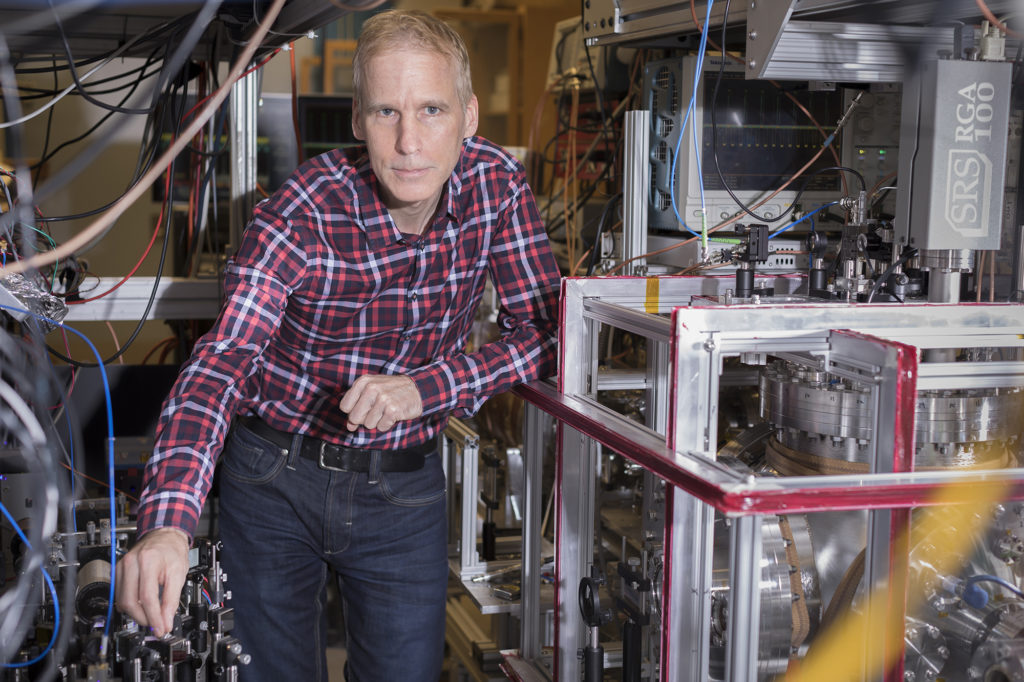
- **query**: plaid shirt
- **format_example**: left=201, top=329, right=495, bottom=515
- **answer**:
left=136, top=137, right=561, bottom=539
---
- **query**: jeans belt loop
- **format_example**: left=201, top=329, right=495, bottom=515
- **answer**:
left=368, top=451, right=383, bottom=485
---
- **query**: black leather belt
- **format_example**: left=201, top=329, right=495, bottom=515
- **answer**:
left=236, top=416, right=434, bottom=473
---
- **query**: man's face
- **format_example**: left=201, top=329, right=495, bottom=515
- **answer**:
left=352, top=48, right=478, bottom=221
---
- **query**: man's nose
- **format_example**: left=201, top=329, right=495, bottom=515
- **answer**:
left=395, top=117, right=421, bottom=154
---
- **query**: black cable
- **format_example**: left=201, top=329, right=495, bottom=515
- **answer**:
left=0, top=18, right=208, bottom=232
left=32, top=55, right=58, bottom=188
left=26, top=43, right=181, bottom=227
left=708, top=0, right=865, bottom=223
left=580, top=5, right=617, bottom=176
left=49, top=4, right=157, bottom=116
left=0, top=330, right=62, bottom=669
left=586, top=193, right=621, bottom=275
left=45, top=155, right=177, bottom=367
left=16, top=59, right=160, bottom=100
left=14, top=52, right=108, bottom=74
left=866, top=247, right=917, bottom=303
left=30, top=51, right=161, bottom=173
left=185, top=98, right=233, bottom=274
left=0, top=34, right=40, bottom=246
left=539, top=101, right=626, bottom=219
left=544, top=158, right=615, bottom=238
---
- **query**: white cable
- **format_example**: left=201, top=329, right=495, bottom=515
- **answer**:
left=0, top=26, right=158, bottom=129
left=0, top=0, right=289, bottom=278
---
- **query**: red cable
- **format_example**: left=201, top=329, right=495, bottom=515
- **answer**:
left=67, top=165, right=172, bottom=305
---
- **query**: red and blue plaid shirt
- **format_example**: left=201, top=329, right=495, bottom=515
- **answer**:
left=136, top=137, right=561, bottom=539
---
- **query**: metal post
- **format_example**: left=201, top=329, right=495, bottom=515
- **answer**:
left=521, top=401, right=548, bottom=661
left=623, top=110, right=650, bottom=276
left=229, top=69, right=259, bottom=256
left=557, top=425, right=598, bottom=681
left=725, top=515, right=763, bottom=682
left=1015, top=225, right=1024, bottom=301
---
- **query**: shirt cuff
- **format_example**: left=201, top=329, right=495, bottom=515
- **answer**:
left=408, top=362, right=457, bottom=417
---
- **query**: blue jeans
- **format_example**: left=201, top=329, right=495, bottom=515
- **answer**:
left=217, top=421, right=449, bottom=682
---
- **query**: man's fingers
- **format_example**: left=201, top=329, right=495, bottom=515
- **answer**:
left=115, top=527, right=189, bottom=636
left=160, top=562, right=188, bottom=635
left=339, top=375, right=422, bottom=432
left=136, top=550, right=170, bottom=634
left=338, top=377, right=367, bottom=414
left=115, top=554, right=146, bottom=625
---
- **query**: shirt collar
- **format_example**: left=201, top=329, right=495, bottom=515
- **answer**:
left=350, top=144, right=466, bottom=249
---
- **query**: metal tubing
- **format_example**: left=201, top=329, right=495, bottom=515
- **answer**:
left=1016, top=225, right=1024, bottom=300
left=229, top=69, right=259, bottom=257
left=520, top=402, right=547, bottom=660
left=556, top=425, right=599, bottom=681
left=725, top=515, right=763, bottom=681
left=622, top=110, right=650, bottom=276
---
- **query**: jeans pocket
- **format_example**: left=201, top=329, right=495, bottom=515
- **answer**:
left=379, top=454, right=446, bottom=507
left=220, top=424, right=289, bottom=485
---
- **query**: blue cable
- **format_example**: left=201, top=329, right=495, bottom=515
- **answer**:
left=669, top=0, right=715, bottom=238
left=769, top=201, right=839, bottom=239
left=0, top=303, right=116, bottom=641
left=44, top=350, right=77, bottom=534
left=0, top=500, right=61, bottom=668
left=693, top=99, right=706, bottom=226
left=965, top=574, right=1024, bottom=601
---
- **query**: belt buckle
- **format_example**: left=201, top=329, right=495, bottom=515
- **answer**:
left=317, top=441, right=344, bottom=472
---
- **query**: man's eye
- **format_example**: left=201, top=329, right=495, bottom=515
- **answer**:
left=378, top=108, right=394, bottom=117
left=424, top=106, right=440, bottom=115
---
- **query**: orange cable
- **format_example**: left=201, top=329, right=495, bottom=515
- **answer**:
left=140, top=336, right=177, bottom=365
left=609, top=140, right=831, bottom=275
left=868, top=170, right=898, bottom=200
left=104, top=321, right=125, bottom=364
left=61, top=461, right=140, bottom=503
left=689, top=0, right=846, bottom=192
left=572, top=247, right=593, bottom=276
left=975, top=0, right=1021, bottom=37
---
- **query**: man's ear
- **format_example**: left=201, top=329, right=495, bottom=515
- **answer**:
left=463, top=94, right=479, bottom=139
left=352, top=102, right=365, bottom=140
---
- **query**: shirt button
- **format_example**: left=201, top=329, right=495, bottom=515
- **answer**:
left=409, top=292, right=418, bottom=300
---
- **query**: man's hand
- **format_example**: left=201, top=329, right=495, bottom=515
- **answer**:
left=339, top=375, right=423, bottom=432
left=115, top=527, right=190, bottom=637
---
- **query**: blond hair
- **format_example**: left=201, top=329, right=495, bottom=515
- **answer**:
left=353, top=10, right=473, bottom=111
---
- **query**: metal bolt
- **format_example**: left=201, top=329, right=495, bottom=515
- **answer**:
left=748, top=30, right=757, bottom=40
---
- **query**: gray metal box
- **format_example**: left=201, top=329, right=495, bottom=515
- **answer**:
left=901, top=59, right=1012, bottom=250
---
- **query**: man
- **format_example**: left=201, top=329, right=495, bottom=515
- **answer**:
left=115, top=10, right=561, bottom=681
